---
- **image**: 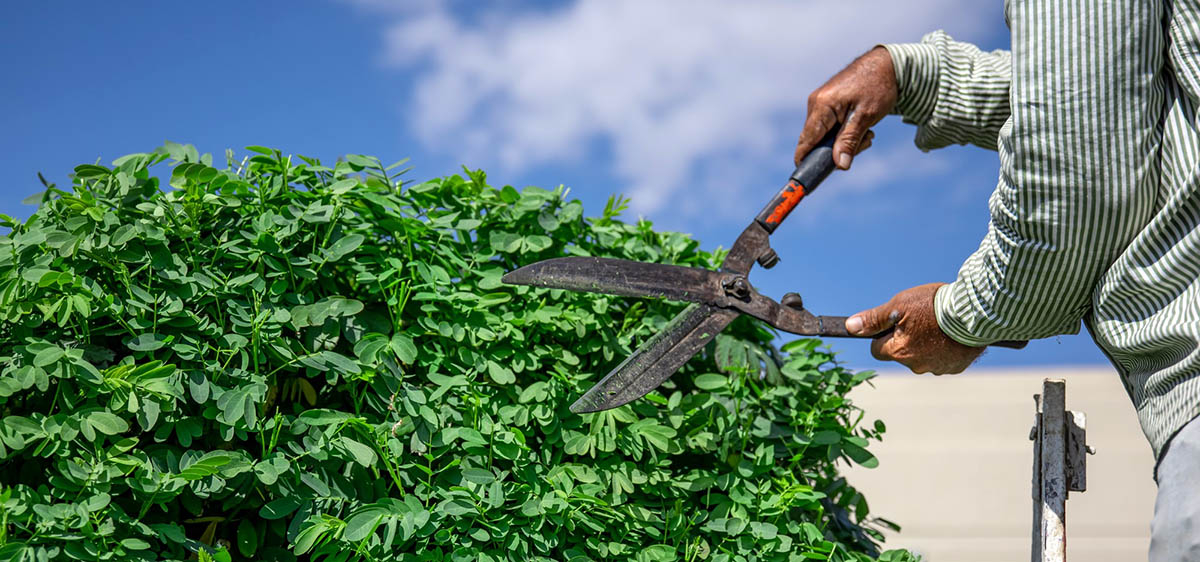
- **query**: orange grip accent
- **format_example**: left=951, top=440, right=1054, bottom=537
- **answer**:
left=765, top=180, right=806, bottom=225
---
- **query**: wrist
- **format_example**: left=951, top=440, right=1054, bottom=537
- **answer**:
left=933, top=282, right=990, bottom=348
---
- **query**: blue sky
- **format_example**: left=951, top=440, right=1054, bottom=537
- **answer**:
left=0, top=1, right=1111, bottom=370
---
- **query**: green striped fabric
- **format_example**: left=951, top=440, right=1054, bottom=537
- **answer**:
left=884, top=0, right=1200, bottom=462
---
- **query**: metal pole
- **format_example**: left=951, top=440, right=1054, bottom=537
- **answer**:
left=1038, top=379, right=1067, bottom=562
left=1031, top=394, right=1043, bottom=562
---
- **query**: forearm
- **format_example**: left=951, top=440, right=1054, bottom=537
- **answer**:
left=934, top=0, right=1163, bottom=345
left=884, top=31, right=1011, bottom=152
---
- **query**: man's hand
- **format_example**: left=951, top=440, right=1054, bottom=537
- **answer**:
left=794, top=46, right=898, bottom=170
left=845, top=283, right=984, bottom=375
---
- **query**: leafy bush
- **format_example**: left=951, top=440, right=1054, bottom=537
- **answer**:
left=0, top=143, right=915, bottom=562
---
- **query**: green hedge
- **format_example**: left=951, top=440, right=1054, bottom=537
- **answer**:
left=0, top=143, right=915, bottom=562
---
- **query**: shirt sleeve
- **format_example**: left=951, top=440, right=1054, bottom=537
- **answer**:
left=930, top=0, right=1164, bottom=346
left=883, top=31, right=1012, bottom=152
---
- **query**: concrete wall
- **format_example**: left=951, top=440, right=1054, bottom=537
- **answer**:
left=843, top=368, right=1157, bottom=561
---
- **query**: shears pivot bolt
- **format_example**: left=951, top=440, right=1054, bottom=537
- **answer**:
left=722, top=276, right=752, bottom=299
left=781, top=292, right=804, bottom=311
left=757, top=249, right=780, bottom=269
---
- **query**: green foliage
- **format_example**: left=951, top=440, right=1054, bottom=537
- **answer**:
left=0, top=143, right=916, bottom=561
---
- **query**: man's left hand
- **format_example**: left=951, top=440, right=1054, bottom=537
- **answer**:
left=845, top=283, right=984, bottom=375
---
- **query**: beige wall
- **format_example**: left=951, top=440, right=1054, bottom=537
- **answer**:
left=844, top=368, right=1157, bottom=561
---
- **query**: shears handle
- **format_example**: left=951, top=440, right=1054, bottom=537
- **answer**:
left=763, top=130, right=1028, bottom=350
left=818, top=315, right=1028, bottom=349
left=755, top=128, right=839, bottom=234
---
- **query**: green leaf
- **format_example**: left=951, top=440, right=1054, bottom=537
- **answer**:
left=345, top=154, right=377, bottom=170
left=236, top=520, right=257, bottom=557
left=693, top=373, right=727, bottom=390
left=325, top=234, right=364, bottom=261
left=74, top=164, right=111, bottom=179
left=128, top=333, right=168, bottom=352
left=259, top=496, right=302, bottom=520
left=842, top=441, right=879, bottom=468
left=20, top=268, right=51, bottom=284
left=339, top=437, right=377, bottom=467
left=437, top=499, right=475, bottom=516
left=87, top=412, right=129, bottom=435
left=32, top=346, right=64, bottom=367
left=487, top=361, right=515, bottom=384
left=119, top=538, right=150, bottom=550
left=813, top=430, right=842, bottom=445
left=297, top=409, right=351, bottom=426
left=253, top=455, right=290, bottom=486
left=321, top=351, right=361, bottom=375
left=329, top=179, right=358, bottom=194
left=638, top=423, right=677, bottom=452
left=522, top=235, right=553, bottom=253
left=177, top=452, right=231, bottom=480
left=498, top=185, right=521, bottom=203
left=390, top=333, right=417, bottom=363
left=343, top=509, right=386, bottom=543
left=110, top=224, right=137, bottom=246
left=462, top=467, right=495, bottom=485
left=489, top=231, right=522, bottom=253
left=477, top=293, right=511, bottom=306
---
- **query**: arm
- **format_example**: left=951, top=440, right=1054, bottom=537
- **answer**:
left=793, top=33, right=1011, bottom=170
left=850, top=0, right=1164, bottom=371
left=933, top=0, right=1162, bottom=346
left=885, top=31, right=1012, bottom=152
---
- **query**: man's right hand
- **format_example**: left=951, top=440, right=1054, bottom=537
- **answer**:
left=794, top=46, right=899, bottom=170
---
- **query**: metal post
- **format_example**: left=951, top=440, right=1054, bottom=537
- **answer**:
left=1030, top=379, right=1089, bottom=562
left=1031, top=394, right=1043, bottom=562
left=1039, top=380, right=1067, bottom=561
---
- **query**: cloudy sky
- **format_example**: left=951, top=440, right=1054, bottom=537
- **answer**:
left=0, top=1, right=1111, bottom=370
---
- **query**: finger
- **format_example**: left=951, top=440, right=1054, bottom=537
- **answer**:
left=794, top=104, right=840, bottom=166
left=855, top=130, right=875, bottom=155
left=873, top=334, right=927, bottom=373
left=869, top=332, right=894, bottom=361
left=846, top=301, right=900, bottom=337
left=833, top=110, right=870, bottom=170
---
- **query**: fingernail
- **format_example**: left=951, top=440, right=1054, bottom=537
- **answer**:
left=838, top=153, right=852, bottom=169
left=846, top=316, right=863, bottom=334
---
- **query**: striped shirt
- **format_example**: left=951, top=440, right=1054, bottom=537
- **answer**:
left=884, top=0, right=1200, bottom=461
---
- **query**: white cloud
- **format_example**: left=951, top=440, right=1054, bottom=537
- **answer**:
left=370, top=0, right=999, bottom=217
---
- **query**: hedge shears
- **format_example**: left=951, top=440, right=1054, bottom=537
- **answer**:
left=503, top=131, right=1024, bottom=414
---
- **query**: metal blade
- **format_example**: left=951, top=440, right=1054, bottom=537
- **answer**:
left=501, top=257, right=727, bottom=305
left=570, top=303, right=738, bottom=413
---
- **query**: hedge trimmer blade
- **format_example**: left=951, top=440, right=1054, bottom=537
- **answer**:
left=500, top=257, right=728, bottom=305
left=569, top=303, right=737, bottom=413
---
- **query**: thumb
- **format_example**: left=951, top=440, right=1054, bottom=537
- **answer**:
left=833, top=109, right=870, bottom=170
left=846, top=301, right=900, bottom=336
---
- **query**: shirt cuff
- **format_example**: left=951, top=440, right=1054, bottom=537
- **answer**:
left=934, top=282, right=994, bottom=347
left=882, top=41, right=941, bottom=128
